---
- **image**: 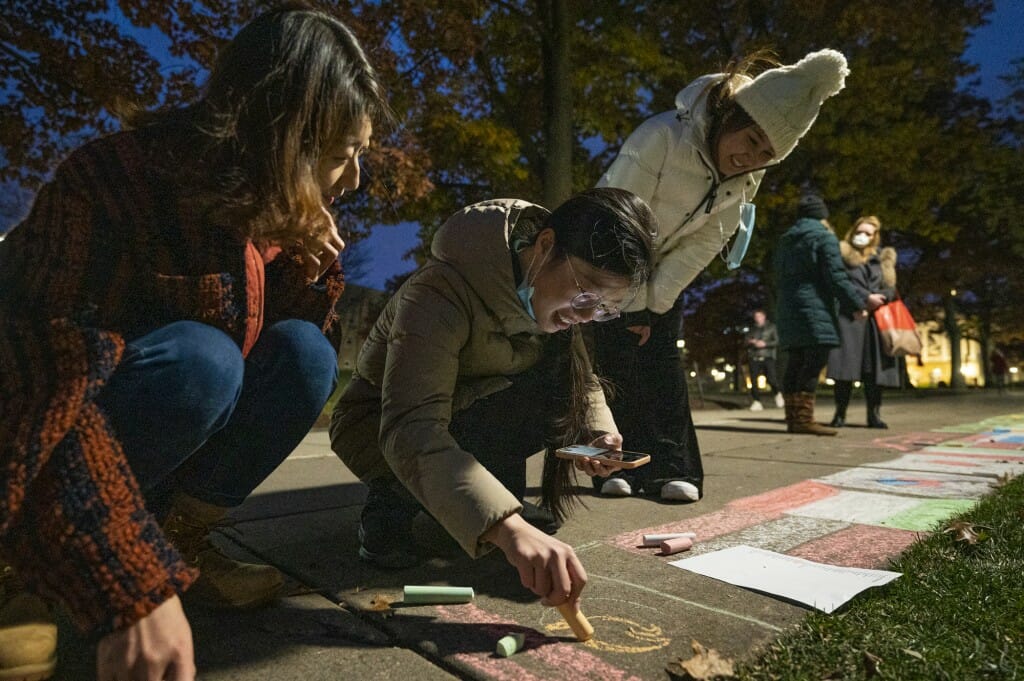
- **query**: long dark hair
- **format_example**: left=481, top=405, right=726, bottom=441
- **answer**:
left=130, top=2, right=391, bottom=244
left=537, top=188, right=656, bottom=521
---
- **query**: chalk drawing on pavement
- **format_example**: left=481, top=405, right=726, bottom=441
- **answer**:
left=539, top=598, right=671, bottom=654
left=816, top=467, right=993, bottom=499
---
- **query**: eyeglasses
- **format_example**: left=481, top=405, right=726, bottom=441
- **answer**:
left=565, top=257, right=621, bottom=322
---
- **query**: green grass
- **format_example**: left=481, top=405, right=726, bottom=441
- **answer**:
left=738, top=476, right=1024, bottom=680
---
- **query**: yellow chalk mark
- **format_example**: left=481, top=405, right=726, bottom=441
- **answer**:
left=545, top=615, right=670, bottom=654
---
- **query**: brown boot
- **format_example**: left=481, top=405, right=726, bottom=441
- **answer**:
left=783, top=393, right=798, bottom=433
left=163, top=494, right=283, bottom=609
left=0, top=564, right=57, bottom=681
left=789, top=392, right=837, bottom=436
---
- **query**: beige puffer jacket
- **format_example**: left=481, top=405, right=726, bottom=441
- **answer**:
left=330, top=199, right=617, bottom=557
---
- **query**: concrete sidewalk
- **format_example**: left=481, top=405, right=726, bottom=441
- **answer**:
left=56, top=391, right=1024, bottom=679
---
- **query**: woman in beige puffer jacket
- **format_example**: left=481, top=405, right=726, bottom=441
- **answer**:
left=331, top=188, right=655, bottom=611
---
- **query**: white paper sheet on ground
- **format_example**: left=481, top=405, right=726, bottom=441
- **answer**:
left=669, top=545, right=901, bottom=614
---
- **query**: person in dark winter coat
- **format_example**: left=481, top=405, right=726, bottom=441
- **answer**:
left=773, top=194, right=881, bottom=435
left=744, top=309, right=783, bottom=410
left=826, top=216, right=901, bottom=428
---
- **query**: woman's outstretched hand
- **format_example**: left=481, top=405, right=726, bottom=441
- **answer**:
left=571, top=432, right=623, bottom=478
left=483, top=514, right=587, bottom=609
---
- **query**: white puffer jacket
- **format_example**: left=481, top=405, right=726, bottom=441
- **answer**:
left=598, top=75, right=767, bottom=314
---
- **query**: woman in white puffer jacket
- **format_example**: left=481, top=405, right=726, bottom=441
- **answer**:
left=593, top=49, right=849, bottom=501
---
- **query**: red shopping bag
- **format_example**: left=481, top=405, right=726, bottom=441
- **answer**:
left=873, top=299, right=922, bottom=357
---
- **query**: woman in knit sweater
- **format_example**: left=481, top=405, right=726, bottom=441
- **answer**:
left=0, top=6, right=387, bottom=679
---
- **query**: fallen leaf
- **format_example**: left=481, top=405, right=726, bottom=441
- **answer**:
left=942, top=520, right=990, bottom=545
left=901, top=648, right=924, bottom=660
left=368, top=593, right=394, bottom=612
left=991, top=472, right=1016, bottom=488
left=666, top=639, right=736, bottom=680
left=863, top=651, right=882, bottom=677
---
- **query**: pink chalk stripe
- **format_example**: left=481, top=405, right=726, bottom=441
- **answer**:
left=924, top=450, right=1024, bottom=462
left=607, top=481, right=838, bottom=555
left=787, top=524, right=919, bottom=568
left=435, top=604, right=643, bottom=681
left=870, top=431, right=961, bottom=452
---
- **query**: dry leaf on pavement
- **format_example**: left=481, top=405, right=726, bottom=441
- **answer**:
left=942, top=520, right=989, bottom=545
left=666, top=639, right=736, bottom=680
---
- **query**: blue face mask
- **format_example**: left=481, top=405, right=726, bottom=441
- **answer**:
left=516, top=248, right=548, bottom=321
left=516, top=284, right=536, bottom=320
left=726, top=202, right=756, bottom=270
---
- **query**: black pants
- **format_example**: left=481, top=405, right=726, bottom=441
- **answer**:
left=748, top=357, right=779, bottom=401
left=782, top=345, right=832, bottom=394
left=590, top=302, right=703, bottom=496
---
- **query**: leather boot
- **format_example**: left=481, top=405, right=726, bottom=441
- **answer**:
left=866, top=385, right=888, bottom=428
left=0, top=563, right=57, bottom=681
left=789, top=392, right=837, bottom=436
left=783, top=393, right=798, bottom=433
left=163, top=494, right=283, bottom=609
left=830, top=380, right=852, bottom=427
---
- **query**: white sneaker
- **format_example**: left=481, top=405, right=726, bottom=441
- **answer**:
left=660, top=481, right=700, bottom=501
left=774, top=393, right=785, bottom=408
left=600, top=477, right=632, bottom=496
left=749, top=400, right=764, bottom=411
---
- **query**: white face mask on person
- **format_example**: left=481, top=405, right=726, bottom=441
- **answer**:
left=851, top=233, right=872, bottom=248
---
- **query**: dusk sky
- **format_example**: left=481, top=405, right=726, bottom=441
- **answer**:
left=354, top=1, right=1024, bottom=290
left=2, top=2, right=1021, bottom=288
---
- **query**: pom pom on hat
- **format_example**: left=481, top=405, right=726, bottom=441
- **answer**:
left=734, top=49, right=849, bottom=160
left=797, top=193, right=829, bottom=220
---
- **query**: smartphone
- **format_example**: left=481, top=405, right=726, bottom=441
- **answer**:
left=555, top=444, right=651, bottom=469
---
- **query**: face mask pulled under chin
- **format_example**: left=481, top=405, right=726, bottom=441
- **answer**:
left=725, top=202, right=756, bottom=270
left=516, top=247, right=550, bottom=321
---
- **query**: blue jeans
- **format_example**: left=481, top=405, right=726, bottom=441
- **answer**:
left=96, top=319, right=338, bottom=513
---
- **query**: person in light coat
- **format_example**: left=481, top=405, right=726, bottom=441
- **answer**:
left=331, top=188, right=656, bottom=613
left=594, top=49, right=849, bottom=499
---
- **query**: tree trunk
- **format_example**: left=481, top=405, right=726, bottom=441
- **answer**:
left=943, top=294, right=966, bottom=389
left=538, top=0, right=572, bottom=207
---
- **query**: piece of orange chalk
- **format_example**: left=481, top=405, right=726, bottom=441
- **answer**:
left=556, top=602, right=594, bottom=641
left=659, top=536, right=693, bottom=555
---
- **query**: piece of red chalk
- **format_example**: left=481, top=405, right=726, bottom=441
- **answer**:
left=659, top=536, right=693, bottom=555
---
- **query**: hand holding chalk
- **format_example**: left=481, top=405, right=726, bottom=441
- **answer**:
left=556, top=602, right=594, bottom=641
left=481, top=514, right=588, bottom=606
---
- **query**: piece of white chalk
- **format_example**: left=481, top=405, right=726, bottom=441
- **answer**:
left=659, top=536, right=693, bottom=555
left=642, top=532, right=696, bottom=547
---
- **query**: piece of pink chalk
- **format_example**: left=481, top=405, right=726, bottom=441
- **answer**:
left=659, top=536, right=693, bottom=555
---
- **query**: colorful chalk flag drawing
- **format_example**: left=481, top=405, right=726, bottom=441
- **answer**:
left=925, top=445, right=1024, bottom=459
left=936, top=413, right=1024, bottom=433
left=785, top=490, right=923, bottom=526
left=815, top=467, right=993, bottom=499
left=875, top=499, right=976, bottom=532
left=868, top=453, right=1024, bottom=478
left=870, top=431, right=960, bottom=452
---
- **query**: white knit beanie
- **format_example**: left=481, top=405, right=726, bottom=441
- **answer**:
left=733, top=49, right=849, bottom=160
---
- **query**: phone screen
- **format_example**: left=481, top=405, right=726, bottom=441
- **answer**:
left=559, top=445, right=648, bottom=462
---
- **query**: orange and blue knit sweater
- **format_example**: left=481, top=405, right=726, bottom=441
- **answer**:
left=0, top=127, right=345, bottom=634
